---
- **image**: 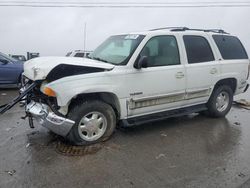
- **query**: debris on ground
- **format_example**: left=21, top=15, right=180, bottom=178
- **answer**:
left=234, top=99, right=250, bottom=110
left=156, top=153, right=166, bottom=159
left=104, top=143, right=122, bottom=150
left=160, top=133, right=167, bottom=137
left=26, top=143, right=31, bottom=148
left=5, top=128, right=12, bottom=132
left=238, top=172, right=246, bottom=178
left=234, top=122, right=241, bottom=126
left=5, top=170, right=16, bottom=176
left=1, top=93, right=7, bottom=96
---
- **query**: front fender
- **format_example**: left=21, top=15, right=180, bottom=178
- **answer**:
left=58, top=85, right=118, bottom=106
left=46, top=75, right=119, bottom=107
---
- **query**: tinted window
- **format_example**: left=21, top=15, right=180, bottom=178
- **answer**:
left=140, top=36, right=180, bottom=67
left=213, top=35, right=248, bottom=59
left=183, top=36, right=214, bottom=64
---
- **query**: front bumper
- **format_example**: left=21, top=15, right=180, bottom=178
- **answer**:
left=26, top=101, right=75, bottom=137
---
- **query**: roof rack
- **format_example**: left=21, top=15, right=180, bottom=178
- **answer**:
left=204, top=29, right=229, bottom=34
left=150, top=27, right=229, bottom=34
left=149, top=27, right=189, bottom=31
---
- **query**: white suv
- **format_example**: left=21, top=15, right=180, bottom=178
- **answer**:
left=19, top=27, right=250, bottom=145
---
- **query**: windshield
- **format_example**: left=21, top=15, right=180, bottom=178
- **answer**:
left=0, top=52, right=17, bottom=62
left=89, top=34, right=145, bottom=65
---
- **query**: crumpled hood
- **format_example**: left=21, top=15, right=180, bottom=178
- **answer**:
left=23, top=56, right=115, bottom=81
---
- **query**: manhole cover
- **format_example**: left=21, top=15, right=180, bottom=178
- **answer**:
left=55, top=141, right=102, bottom=156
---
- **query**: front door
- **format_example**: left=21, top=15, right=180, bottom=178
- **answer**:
left=126, top=35, right=186, bottom=117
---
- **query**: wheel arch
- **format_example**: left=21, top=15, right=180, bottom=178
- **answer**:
left=69, top=92, right=121, bottom=120
left=214, top=78, right=237, bottom=94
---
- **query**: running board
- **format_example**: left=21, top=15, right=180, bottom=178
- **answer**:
left=120, top=104, right=207, bottom=127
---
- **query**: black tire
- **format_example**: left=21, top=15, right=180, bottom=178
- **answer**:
left=206, top=85, right=233, bottom=118
left=67, top=100, right=116, bottom=145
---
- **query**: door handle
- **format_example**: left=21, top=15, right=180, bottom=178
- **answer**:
left=175, top=72, right=185, bottom=79
left=210, top=68, right=218, bottom=74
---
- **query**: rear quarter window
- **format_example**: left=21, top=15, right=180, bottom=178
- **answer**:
left=213, top=35, right=248, bottom=60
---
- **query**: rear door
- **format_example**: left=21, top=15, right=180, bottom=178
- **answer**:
left=181, top=34, right=220, bottom=106
left=212, top=35, right=249, bottom=94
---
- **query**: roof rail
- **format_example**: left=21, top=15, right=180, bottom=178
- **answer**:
left=171, top=28, right=229, bottom=34
left=150, top=27, right=189, bottom=31
left=204, top=29, right=229, bottom=34
left=150, top=27, right=229, bottom=34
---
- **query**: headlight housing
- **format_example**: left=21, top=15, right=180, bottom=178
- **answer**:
left=43, top=87, right=56, bottom=97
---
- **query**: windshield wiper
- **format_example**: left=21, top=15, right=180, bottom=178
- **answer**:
left=92, top=57, right=108, bottom=63
left=90, top=56, right=117, bottom=65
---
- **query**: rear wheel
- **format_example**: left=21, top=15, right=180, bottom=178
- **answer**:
left=206, top=85, right=233, bottom=118
left=67, top=100, right=116, bottom=145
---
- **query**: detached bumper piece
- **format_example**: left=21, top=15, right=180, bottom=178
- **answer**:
left=26, top=101, right=75, bottom=137
left=0, top=83, right=37, bottom=114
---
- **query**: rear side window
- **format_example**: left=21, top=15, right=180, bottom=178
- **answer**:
left=183, top=35, right=215, bottom=64
left=213, top=35, right=248, bottom=60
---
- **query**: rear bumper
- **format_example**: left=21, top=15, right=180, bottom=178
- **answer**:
left=26, top=101, right=75, bottom=137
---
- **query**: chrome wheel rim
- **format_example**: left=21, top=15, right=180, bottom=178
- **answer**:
left=216, top=91, right=229, bottom=112
left=78, top=112, right=107, bottom=142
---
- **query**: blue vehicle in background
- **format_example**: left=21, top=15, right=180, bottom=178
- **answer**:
left=0, top=52, right=23, bottom=86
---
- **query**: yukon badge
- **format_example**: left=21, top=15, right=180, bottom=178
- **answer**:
left=130, top=92, right=143, bottom=96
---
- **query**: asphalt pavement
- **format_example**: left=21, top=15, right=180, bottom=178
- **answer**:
left=0, top=88, right=250, bottom=188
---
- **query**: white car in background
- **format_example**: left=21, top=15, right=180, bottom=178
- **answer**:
left=5, top=27, right=249, bottom=145
left=66, top=50, right=92, bottom=58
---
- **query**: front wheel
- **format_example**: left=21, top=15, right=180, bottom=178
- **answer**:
left=67, top=100, right=116, bottom=145
left=206, top=85, right=233, bottom=118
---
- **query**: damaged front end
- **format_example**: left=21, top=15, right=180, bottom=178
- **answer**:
left=0, top=56, right=115, bottom=137
left=26, top=101, right=74, bottom=136
left=0, top=76, right=75, bottom=137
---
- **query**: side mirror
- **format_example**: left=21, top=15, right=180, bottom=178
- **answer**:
left=134, top=56, right=148, bottom=69
left=0, top=59, right=9, bottom=65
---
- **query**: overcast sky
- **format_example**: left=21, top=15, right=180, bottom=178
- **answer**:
left=0, top=0, right=250, bottom=56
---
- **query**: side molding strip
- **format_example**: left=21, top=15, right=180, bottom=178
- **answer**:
left=128, top=88, right=211, bottom=110
left=129, top=91, right=185, bottom=110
